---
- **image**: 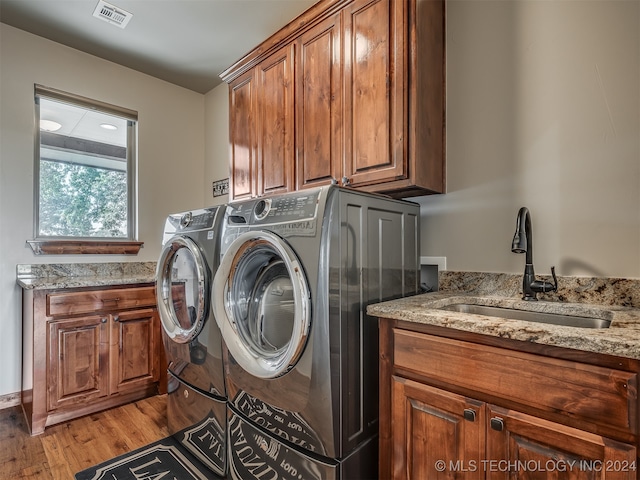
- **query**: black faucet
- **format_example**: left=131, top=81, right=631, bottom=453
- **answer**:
left=511, top=207, right=558, bottom=301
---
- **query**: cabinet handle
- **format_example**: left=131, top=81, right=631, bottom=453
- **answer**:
left=490, top=417, right=504, bottom=431
left=102, top=298, right=120, bottom=304
left=463, top=408, right=476, bottom=422
left=341, top=176, right=351, bottom=187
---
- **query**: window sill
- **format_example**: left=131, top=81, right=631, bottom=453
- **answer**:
left=27, top=240, right=143, bottom=255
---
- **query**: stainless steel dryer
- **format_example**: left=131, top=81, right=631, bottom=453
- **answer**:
left=156, top=207, right=227, bottom=477
left=212, top=186, right=420, bottom=479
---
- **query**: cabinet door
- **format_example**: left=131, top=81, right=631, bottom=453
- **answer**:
left=229, top=69, right=257, bottom=201
left=296, top=12, right=342, bottom=190
left=256, top=44, right=295, bottom=197
left=342, top=0, right=406, bottom=188
left=391, top=376, right=485, bottom=480
left=487, top=405, right=637, bottom=480
left=48, top=315, right=109, bottom=411
left=110, top=308, right=159, bottom=394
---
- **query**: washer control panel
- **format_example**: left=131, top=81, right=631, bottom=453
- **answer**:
left=168, top=208, right=217, bottom=232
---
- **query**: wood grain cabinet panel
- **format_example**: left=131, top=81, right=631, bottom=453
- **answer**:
left=342, top=0, right=405, bottom=189
left=392, top=375, right=485, bottom=480
left=486, top=405, right=637, bottom=480
left=296, top=12, right=342, bottom=190
left=47, top=315, right=109, bottom=411
left=229, top=70, right=257, bottom=201
left=393, top=329, right=637, bottom=437
left=378, top=320, right=639, bottom=479
left=222, top=0, right=445, bottom=200
left=47, top=286, right=155, bottom=317
left=256, top=45, right=295, bottom=197
left=110, top=308, right=159, bottom=394
left=228, top=46, right=295, bottom=199
left=22, top=284, right=163, bottom=435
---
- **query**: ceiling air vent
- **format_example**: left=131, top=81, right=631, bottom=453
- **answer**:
left=92, top=0, right=133, bottom=29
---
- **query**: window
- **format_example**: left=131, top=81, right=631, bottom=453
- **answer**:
left=31, top=85, right=141, bottom=254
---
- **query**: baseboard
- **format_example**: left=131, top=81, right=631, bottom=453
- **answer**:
left=0, top=391, right=21, bottom=410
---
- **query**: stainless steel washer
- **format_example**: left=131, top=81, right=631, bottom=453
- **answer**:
left=212, top=186, right=420, bottom=479
left=156, top=206, right=227, bottom=476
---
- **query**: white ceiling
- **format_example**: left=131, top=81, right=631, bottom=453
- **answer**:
left=0, top=0, right=317, bottom=94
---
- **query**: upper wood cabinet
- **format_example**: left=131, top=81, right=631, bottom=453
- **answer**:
left=221, top=0, right=445, bottom=200
left=295, top=11, right=342, bottom=190
left=229, top=45, right=296, bottom=199
left=342, top=0, right=405, bottom=190
left=228, top=70, right=257, bottom=201
left=256, top=45, right=296, bottom=197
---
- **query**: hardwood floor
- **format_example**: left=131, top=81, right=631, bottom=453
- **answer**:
left=0, top=394, right=168, bottom=480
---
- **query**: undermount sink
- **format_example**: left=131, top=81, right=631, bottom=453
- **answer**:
left=440, top=303, right=611, bottom=329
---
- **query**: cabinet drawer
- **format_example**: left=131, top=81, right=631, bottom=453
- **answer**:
left=47, top=286, right=156, bottom=317
left=393, top=329, right=638, bottom=435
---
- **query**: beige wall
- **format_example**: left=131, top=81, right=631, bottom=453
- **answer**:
left=417, top=0, right=640, bottom=279
left=0, top=24, right=206, bottom=397
left=204, top=84, right=230, bottom=207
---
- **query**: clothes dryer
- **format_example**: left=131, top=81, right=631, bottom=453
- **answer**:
left=212, top=186, right=420, bottom=479
left=156, top=207, right=227, bottom=476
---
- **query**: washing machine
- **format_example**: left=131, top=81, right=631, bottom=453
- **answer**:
left=156, top=206, right=227, bottom=477
left=212, top=186, right=420, bottom=479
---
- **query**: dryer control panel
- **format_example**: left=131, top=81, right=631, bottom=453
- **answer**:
left=223, top=188, right=329, bottom=244
left=226, top=189, right=322, bottom=227
left=252, top=192, right=319, bottom=224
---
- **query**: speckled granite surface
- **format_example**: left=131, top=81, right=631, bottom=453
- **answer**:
left=16, top=262, right=157, bottom=289
left=367, top=271, right=640, bottom=360
left=438, top=271, right=640, bottom=307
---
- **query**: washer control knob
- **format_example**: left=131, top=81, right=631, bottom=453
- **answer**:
left=180, top=212, right=193, bottom=228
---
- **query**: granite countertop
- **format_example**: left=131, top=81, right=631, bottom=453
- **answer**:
left=17, top=262, right=157, bottom=290
left=367, top=271, right=640, bottom=361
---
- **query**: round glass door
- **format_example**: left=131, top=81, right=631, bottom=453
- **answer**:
left=156, top=236, right=208, bottom=343
left=212, top=231, right=310, bottom=379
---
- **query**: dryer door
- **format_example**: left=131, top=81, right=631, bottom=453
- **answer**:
left=212, top=231, right=311, bottom=379
left=156, top=236, right=209, bottom=343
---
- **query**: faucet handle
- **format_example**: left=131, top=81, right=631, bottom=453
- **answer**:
left=550, top=266, right=558, bottom=292
left=529, top=266, right=558, bottom=295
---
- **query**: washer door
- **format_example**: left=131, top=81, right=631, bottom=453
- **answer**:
left=156, top=236, right=209, bottom=343
left=212, top=231, right=310, bottom=379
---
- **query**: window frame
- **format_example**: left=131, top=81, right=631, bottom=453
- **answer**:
left=30, top=85, right=142, bottom=255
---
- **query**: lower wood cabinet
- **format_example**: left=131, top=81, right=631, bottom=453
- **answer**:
left=380, top=320, right=639, bottom=479
left=391, top=377, right=485, bottom=479
left=47, top=314, right=109, bottom=412
left=23, top=284, right=165, bottom=435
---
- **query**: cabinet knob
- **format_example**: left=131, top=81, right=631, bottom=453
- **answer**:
left=490, top=417, right=504, bottom=431
left=341, top=176, right=351, bottom=186
left=331, top=178, right=338, bottom=185
left=101, top=317, right=107, bottom=323
left=113, top=316, right=120, bottom=322
left=463, top=408, right=476, bottom=422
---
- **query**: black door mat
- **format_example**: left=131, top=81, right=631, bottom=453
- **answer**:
left=74, top=436, right=221, bottom=480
